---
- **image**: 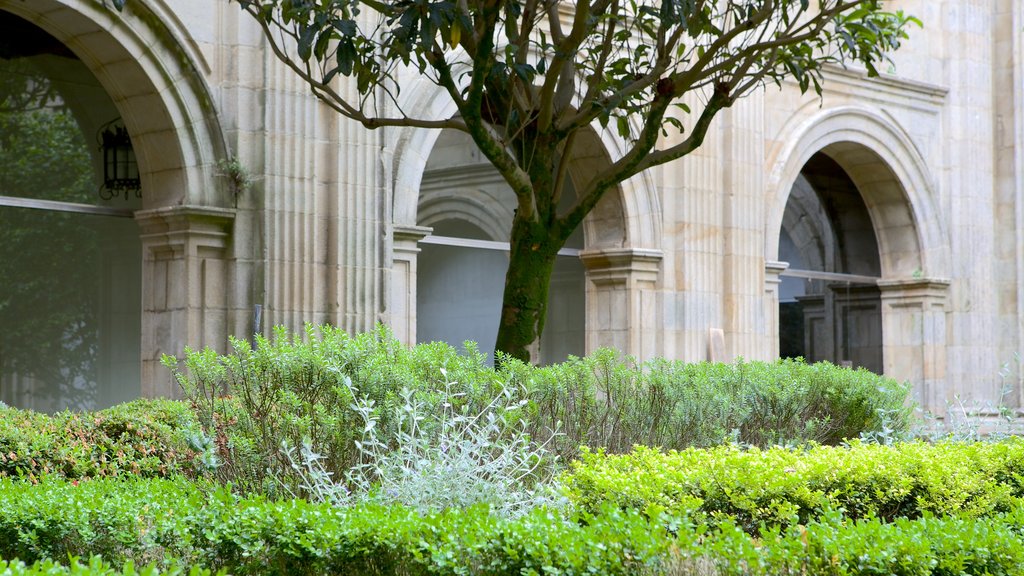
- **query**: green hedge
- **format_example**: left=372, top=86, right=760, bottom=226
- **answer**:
left=562, top=439, right=1024, bottom=532
left=0, top=399, right=202, bottom=481
left=163, top=326, right=911, bottom=491
left=3, top=475, right=1024, bottom=575
left=0, top=557, right=219, bottom=576
left=519, top=350, right=912, bottom=457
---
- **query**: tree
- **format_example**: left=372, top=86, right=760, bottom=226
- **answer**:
left=126, top=0, right=917, bottom=363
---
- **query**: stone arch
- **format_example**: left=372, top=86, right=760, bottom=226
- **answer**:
left=388, top=78, right=664, bottom=358
left=4, top=0, right=228, bottom=209
left=766, top=105, right=948, bottom=280
left=765, top=105, right=950, bottom=410
left=3, top=1, right=236, bottom=397
left=781, top=174, right=836, bottom=274
left=389, top=76, right=662, bottom=250
left=416, top=190, right=512, bottom=242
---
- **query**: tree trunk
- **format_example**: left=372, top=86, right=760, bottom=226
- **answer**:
left=494, top=214, right=560, bottom=363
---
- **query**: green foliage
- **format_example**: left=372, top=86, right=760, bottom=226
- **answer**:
left=215, top=157, right=254, bottom=201
left=0, top=399, right=203, bottom=481
left=3, top=474, right=1024, bottom=575
left=0, top=557, right=219, bottom=576
left=0, top=105, right=102, bottom=388
left=163, top=325, right=503, bottom=495
left=164, top=326, right=911, bottom=495
left=562, top=440, right=1024, bottom=533
left=287, top=377, right=565, bottom=517
left=235, top=0, right=915, bottom=141
left=517, top=351, right=912, bottom=460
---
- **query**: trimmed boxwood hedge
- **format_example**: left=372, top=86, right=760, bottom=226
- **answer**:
left=562, top=439, right=1024, bottom=531
left=0, top=557, right=219, bottom=576
left=4, top=441, right=1024, bottom=575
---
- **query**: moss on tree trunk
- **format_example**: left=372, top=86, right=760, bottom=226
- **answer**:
left=494, top=214, right=559, bottom=363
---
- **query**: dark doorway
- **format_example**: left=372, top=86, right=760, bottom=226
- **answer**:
left=778, top=152, right=883, bottom=373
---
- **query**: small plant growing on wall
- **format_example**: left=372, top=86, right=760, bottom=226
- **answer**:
left=217, top=157, right=254, bottom=205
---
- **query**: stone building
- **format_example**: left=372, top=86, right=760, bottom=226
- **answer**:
left=0, top=0, right=1021, bottom=415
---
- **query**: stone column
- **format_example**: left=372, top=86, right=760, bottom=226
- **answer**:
left=580, top=248, right=662, bottom=360
left=878, top=278, right=950, bottom=414
left=136, top=206, right=235, bottom=398
left=763, top=261, right=789, bottom=360
left=390, top=224, right=432, bottom=346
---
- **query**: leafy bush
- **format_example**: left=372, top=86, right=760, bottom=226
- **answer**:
left=562, top=439, right=1024, bottom=532
left=164, top=325, right=912, bottom=493
left=518, top=351, right=912, bottom=459
left=287, top=378, right=564, bottom=518
left=0, top=399, right=203, bottom=481
left=0, top=557, right=220, bottom=576
left=163, top=326, right=508, bottom=495
left=3, top=475, right=1024, bottom=575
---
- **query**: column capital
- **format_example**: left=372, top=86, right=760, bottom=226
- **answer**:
left=764, top=260, right=790, bottom=286
left=877, top=277, right=951, bottom=305
left=135, top=205, right=236, bottom=252
left=579, top=247, right=663, bottom=285
left=393, top=224, right=433, bottom=243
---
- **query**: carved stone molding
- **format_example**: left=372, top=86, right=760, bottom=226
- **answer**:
left=579, top=248, right=663, bottom=286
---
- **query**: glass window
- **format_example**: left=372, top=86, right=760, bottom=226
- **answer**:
left=0, top=10, right=142, bottom=411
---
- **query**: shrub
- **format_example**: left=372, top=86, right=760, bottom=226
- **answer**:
left=0, top=557, right=220, bottom=575
left=562, top=439, right=1024, bottom=532
left=164, top=326, right=912, bottom=493
left=3, top=475, right=1024, bottom=576
left=0, top=398, right=203, bottom=481
left=288, top=378, right=565, bottom=518
left=517, top=351, right=913, bottom=460
left=163, top=326, right=511, bottom=495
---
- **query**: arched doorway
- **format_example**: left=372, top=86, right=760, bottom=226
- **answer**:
left=387, top=72, right=665, bottom=362
left=765, top=107, right=951, bottom=410
left=778, top=152, right=883, bottom=373
left=415, top=129, right=586, bottom=364
left=0, top=10, right=141, bottom=411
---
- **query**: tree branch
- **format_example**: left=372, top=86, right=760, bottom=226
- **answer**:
left=243, top=5, right=466, bottom=130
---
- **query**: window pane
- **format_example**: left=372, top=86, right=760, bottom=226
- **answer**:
left=0, top=208, right=141, bottom=411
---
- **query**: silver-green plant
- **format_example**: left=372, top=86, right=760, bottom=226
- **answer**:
left=911, top=384, right=1024, bottom=443
left=287, top=370, right=565, bottom=518
left=281, top=439, right=350, bottom=506
left=859, top=406, right=908, bottom=446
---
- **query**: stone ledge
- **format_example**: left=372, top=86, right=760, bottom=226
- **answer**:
left=580, top=247, right=663, bottom=285
left=136, top=205, right=236, bottom=251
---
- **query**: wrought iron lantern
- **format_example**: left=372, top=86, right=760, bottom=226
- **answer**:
left=97, top=119, right=141, bottom=201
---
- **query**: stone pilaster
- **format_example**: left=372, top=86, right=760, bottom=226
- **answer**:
left=944, top=0, right=999, bottom=401
left=580, top=248, right=662, bottom=360
left=722, top=95, right=767, bottom=361
left=136, top=206, right=235, bottom=397
left=994, top=0, right=1024, bottom=407
left=390, top=225, right=432, bottom=346
left=763, top=261, right=790, bottom=360
left=878, top=278, right=950, bottom=414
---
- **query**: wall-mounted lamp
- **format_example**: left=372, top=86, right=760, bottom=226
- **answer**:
left=97, top=119, right=140, bottom=201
